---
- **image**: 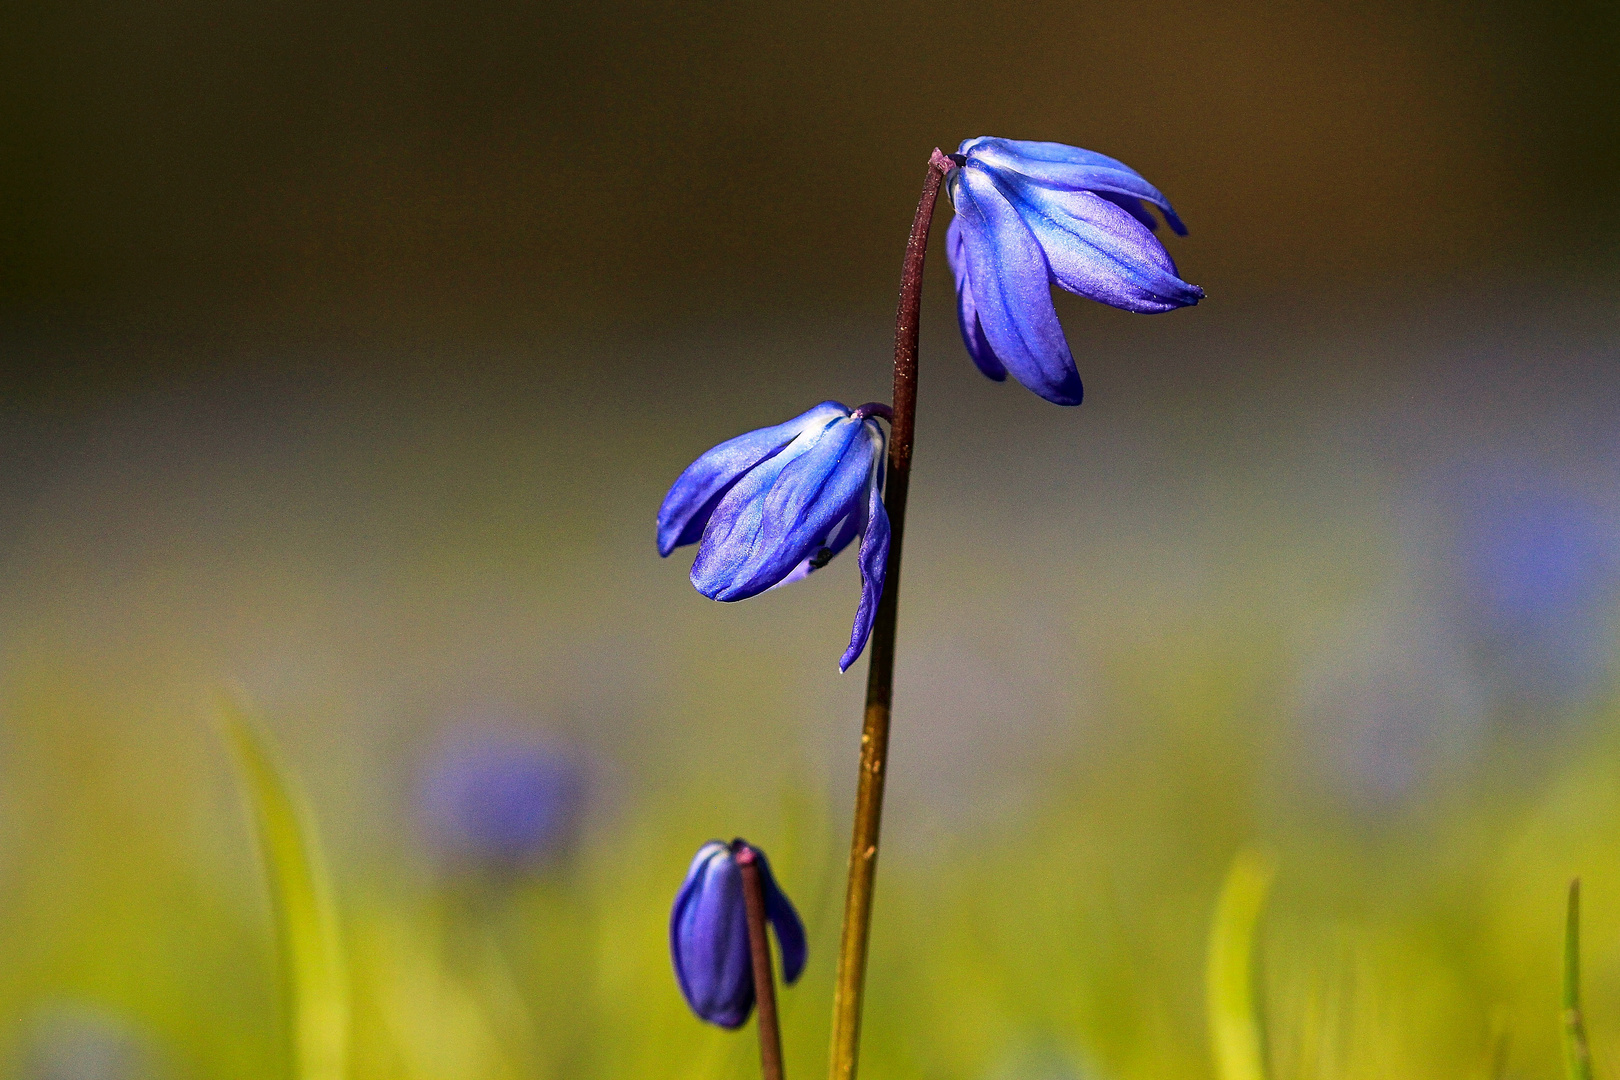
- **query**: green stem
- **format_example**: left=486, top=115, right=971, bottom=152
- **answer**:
left=1565, top=878, right=1594, bottom=1080
left=826, top=147, right=953, bottom=1080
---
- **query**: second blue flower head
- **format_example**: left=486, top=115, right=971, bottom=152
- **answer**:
left=657, top=401, right=890, bottom=671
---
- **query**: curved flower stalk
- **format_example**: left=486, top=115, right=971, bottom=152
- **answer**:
left=669, top=840, right=807, bottom=1029
left=657, top=401, right=891, bottom=671
left=946, top=137, right=1204, bottom=405
left=653, top=138, right=1203, bottom=1080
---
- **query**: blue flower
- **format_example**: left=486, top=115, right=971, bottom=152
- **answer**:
left=669, top=839, right=807, bottom=1028
left=657, top=401, right=890, bottom=671
left=945, top=137, right=1204, bottom=406
left=415, top=729, right=586, bottom=874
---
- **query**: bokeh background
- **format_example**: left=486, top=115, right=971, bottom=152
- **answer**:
left=2, top=1, right=1620, bottom=1078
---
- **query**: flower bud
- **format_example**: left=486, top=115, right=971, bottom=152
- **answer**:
left=669, top=839, right=807, bottom=1028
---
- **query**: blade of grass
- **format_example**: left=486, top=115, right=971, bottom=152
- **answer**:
left=1206, top=847, right=1277, bottom=1080
left=1564, top=879, right=1594, bottom=1080
left=219, top=692, right=350, bottom=1080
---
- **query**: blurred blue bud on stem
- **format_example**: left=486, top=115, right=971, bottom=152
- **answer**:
left=657, top=400, right=891, bottom=671
left=945, top=137, right=1203, bottom=406
left=669, top=839, right=806, bottom=1029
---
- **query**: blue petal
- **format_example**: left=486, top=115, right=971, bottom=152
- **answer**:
left=670, top=842, right=753, bottom=1028
left=960, top=136, right=1138, bottom=171
left=945, top=216, right=1008, bottom=381
left=840, top=449, right=890, bottom=672
left=693, top=416, right=875, bottom=601
left=950, top=164, right=1084, bottom=407
left=657, top=401, right=848, bottom=557
left=768, top=504, right=861, bottom=590
left=734, top=424, right=873, bottom=598
left=684, top=410, right=849, bottom=596
left=767, top=419, right=887, bottom=591
left=995, top=178, right=1205, bottom=313
left=753, top=848, right=808, bottom=984
left=1097, top=193, right=1159, bottom=232
left=961, top=136, right=1188, bottom=236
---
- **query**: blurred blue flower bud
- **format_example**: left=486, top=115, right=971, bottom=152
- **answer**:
left=1453, top=482, right=1620, bottom=706
left=945, top=137, right=1203, bottom=406
left=416, top=729, right=586, bottom=874
left=669, top=839, right=807, bottom=1028
left=657, top=401, right=890, bottom=671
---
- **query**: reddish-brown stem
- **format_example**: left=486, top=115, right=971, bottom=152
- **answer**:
left=735, top=842, right=785, bottom=1080
left=827, top=147, right=953, bottom=1080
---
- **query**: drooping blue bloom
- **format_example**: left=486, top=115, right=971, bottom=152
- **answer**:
left=945, top=137, right=1204, bottom=406
left=657, top=401, right=890, bottom=671
left=669, top=839, right=807, bottom=1028
left=415, top=728, right=586, bottom=874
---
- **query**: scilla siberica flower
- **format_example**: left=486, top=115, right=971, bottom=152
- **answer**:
left=657, top=401, right=889, bottom=671
left=946, top=137, right=1204, bottom=406
left=670, top=840, right=807, bottom=1028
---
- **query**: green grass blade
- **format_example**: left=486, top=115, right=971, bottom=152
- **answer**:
left=1564, top=879, right=1594, bottom=1080
left=1206, top=846, right=1277, bottom=1080
left=219, top=693, right=350, bottom=1080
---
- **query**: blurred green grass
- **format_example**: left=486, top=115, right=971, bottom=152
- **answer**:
left=2, top=307, right=1620, bottom=1079
left=7, top=609, right=1620, bottom=1080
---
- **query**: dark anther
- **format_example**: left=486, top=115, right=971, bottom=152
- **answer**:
left=809, top=547, right=834, bottom=571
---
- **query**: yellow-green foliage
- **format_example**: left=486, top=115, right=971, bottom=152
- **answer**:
left=0, top=459, right=1616, bottom=1080
left=220, top=696, right=349, bottom=1080
left=1207, top=848, right=1274, bottom=1080
left=2, top=637, right=1618, bottom=1080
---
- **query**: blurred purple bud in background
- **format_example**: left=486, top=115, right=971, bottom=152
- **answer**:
left=414, top=726, right=587, bottom=875
left=1450, top=478, right=1620, bottom=709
